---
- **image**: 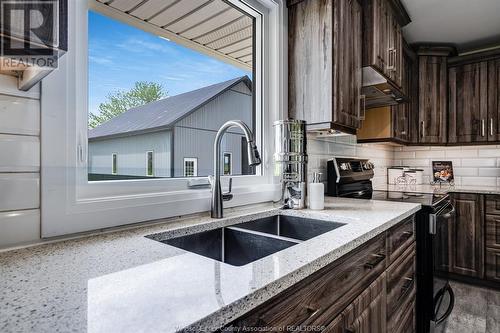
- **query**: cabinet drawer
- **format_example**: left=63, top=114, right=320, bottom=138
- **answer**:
left=387, top=215, right=415, bottom=264
left=486, top=248, right=500, bottom=283
left=486, top=195, right=500, bottom=215
left=392, top=299, right=416, bottom=333
left=486, top=214, right=500, bottom=249
left=386, top=243, right=416, bottom=320
left=234, top=233, right=387, bottom=329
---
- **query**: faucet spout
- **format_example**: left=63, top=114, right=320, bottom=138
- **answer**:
left=211, top=120, right=261, bottom=218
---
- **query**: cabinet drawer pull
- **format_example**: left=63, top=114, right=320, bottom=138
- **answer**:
left=401, top=277, right=414, bottom=292
left=364, top=254, right=386, bottom=269
left=401, top=231, right=413, bottom=238
left=491, top=118, right=494, bottom=137
left=482, top=119, right=486, bottom=137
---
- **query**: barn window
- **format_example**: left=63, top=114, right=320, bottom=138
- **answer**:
left=146, top=151, right=154, bottom=176
left=223, top=153, right=232, bottom=175
left=184, top=158, right=198, bottom=177
left=111, top=153, right=117, bottom=175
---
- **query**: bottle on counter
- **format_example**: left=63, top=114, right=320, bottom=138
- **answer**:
left=308, top=172, right=324, bottom=210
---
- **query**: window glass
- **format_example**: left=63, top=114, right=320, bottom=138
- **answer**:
left=147, top=151, right=154, bottom=176
left=184, top=158, right=198, bottom=177
left=87, top=1, right=257, bottom=181
left=112, top=153, right=117, bottom=175
left=223, top=153, right=232, bottom=175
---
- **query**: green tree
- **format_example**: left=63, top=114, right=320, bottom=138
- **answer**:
left=89, top=81, right=167, bottom=128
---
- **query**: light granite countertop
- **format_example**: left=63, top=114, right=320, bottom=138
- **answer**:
left=374, top=183, right=500, bottom=195
left=0, top=198, right=420, bottom=333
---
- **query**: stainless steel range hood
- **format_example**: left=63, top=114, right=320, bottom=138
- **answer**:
left=362, top=67, right=407, bottom=108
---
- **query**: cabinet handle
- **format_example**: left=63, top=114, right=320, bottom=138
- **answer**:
left=387, top=48, right=396, bottom=71
left=364, top=253, right=386, bottom=269
left=491, top=118, right=494, bottom=137
left=401, top=277, right=414, bottom=294
left=401, top=231, right=414, bottom=239
left=421, top=121, right=425, bottom=139
left=482, top=119, right=486, bottom=137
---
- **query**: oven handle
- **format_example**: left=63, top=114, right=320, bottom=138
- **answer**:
left=434, top=284, right=455, bottom=325
left=339, top=190, right=372, bottom=198
left=438, top=203, right=455, bottom=220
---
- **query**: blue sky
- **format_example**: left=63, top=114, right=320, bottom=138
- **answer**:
left=88, top=11, right=251, bottom=116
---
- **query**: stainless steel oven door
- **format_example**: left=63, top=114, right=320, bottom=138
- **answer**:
left=430, top=200, right=456, bottom=332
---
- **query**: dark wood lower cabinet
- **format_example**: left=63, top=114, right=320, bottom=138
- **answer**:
left=450, top=193, right=484, bottom=278
left=225, top=217, right=416, bottom=332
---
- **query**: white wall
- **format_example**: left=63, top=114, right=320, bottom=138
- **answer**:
left=307, top=134, right=395, bottom=187
left=393, top=145, right=500, bottom=186
left=0, top=75, right=41, bottom=249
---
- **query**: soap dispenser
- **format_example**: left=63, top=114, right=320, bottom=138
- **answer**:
left=308, top=172, right=324, bottom=210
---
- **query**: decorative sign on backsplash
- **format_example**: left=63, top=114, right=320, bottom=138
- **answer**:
left=432, top=161, right=455, bottom=185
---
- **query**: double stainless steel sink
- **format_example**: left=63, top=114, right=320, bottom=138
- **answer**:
left=149, top=215, right=345, bottom=266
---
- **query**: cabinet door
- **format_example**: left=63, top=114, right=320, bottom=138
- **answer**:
left=418, top=56, right=448, bottom=144
left=450, top=193, right=484, bottom=278
left=343, top=273, right=387, bottom=333
left=392, top=49, right=413, bottom=142
left=488, top=59, right=500, bottom=141
left=333, top=0, right=362, bottom=129
left=485, top=248, right=500, bottom=283
left=448, top=62, right=488, bottom=143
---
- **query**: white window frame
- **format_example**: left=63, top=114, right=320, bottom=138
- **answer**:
left=111, top=153, right=117, bottom=175
left=146, top=151, right=154, bottom=177
left=223, top=152, right=232, bottom=176
left=183, top=158, right=198, bottom=178
left=41, top=0, right=287, bottom=237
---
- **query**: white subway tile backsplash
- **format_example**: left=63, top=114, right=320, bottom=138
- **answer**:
left=461, top=176, right=497, bottom=186
left=416, top=150, right=444, bottom=158
left=454, top=167, right=478, bottom=177
left=461, top=158, right=497, bottom=167
left=478, top=148, right=500, bottom=157
left=394, top=151, right=415, bottom=159
left=445, top=149, right=478, bottom=158
left=0, top=209, right=40, bottom=248
left=0, top=173, right=39, bottom=212
left=479, top=168, right=500, bottom=177
left=0, top=134, right=40, bottom=172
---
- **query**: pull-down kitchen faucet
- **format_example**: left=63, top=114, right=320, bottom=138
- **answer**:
left=210, top=120, right=261, bottom=218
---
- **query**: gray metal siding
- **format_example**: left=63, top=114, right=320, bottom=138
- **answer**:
left=88, top=131, right=171, bottom=177
left=173, top=127, right=243, bottom=177
left=175, top=82, right=252, bottom=131
left=173, top=82, right=252, bottom=177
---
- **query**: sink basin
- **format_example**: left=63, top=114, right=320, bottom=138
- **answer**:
left=235, top=215, right=345, bottom=241
left=159, top=227, right=298, bottom=266
left=149, top=215, right=345, bottom=266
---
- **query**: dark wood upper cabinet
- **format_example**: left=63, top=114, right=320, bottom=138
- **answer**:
left=488, top=59, right=500, bottom=142
left=448, top=62, right=489, bottom=144
left=361, top=0, right=405, bottom=88
left=288, top=0, right=362, bottom=133
left=417, top=53, right=449, bottom=144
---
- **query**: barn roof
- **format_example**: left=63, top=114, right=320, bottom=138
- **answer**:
left=88, top=76, right=251, bottom=140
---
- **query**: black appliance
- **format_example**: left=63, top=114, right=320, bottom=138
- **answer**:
left=327, top=157, right=456, bottom=333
